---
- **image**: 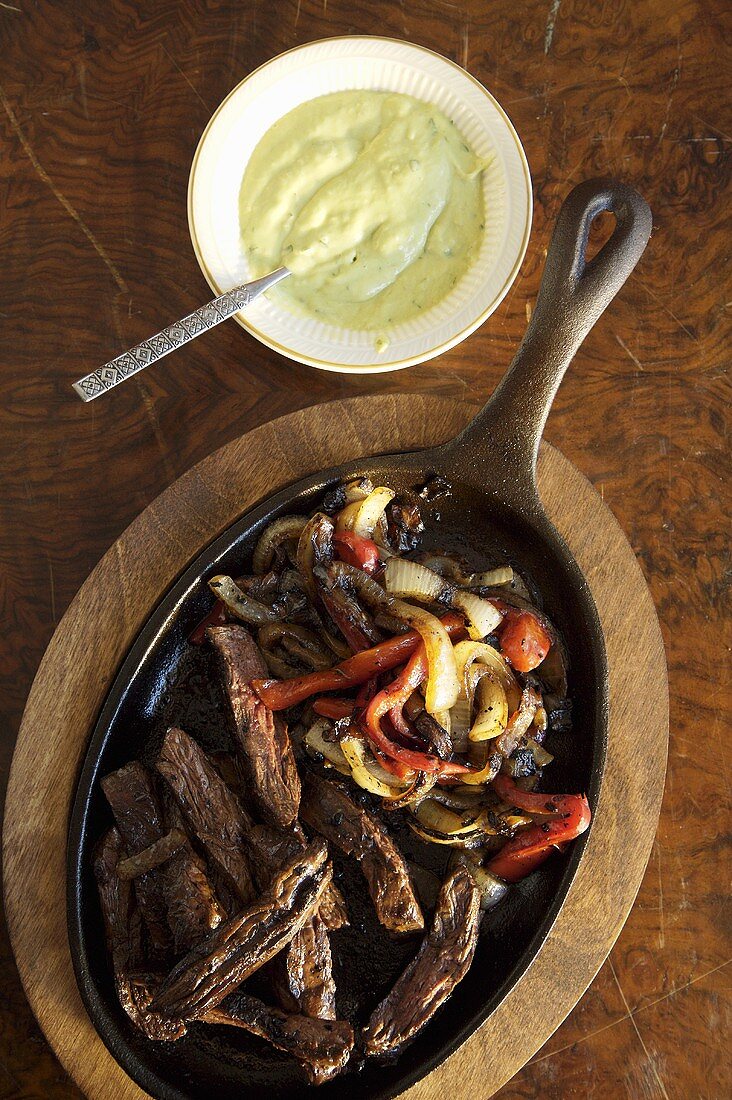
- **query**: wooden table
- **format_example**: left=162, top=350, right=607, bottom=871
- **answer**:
left=0, top=2, right=728, bottom=1098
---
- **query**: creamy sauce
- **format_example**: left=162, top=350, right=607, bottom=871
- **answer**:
left=239, top=91, right=486, bottom=331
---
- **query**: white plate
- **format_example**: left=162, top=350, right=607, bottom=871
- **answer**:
left=187, top=37, right=532, bottom=374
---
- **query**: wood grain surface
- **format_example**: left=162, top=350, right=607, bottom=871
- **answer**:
left=4, top=396, right=667, bottom=1100
left=0, top=1, right=728, bottom=1097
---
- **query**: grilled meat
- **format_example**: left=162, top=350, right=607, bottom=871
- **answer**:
left=270, top=914, right=336, bottom=1020
left=362, top=865, right=480, bottom=1058
left=202, top=992, right=353, bottom=1085
left=249, top=823, right=343, bottom=1019
left=152, top=840, right=331, bottom=1020
left=300, top=771, right=423, bottom=935
left=156, top=726, right=256, bottom=905
left=160, top=790, right=227, bottom=953
left=209, top=625, right=301, bottom=829
left=248, top=819, right=348, bottom=931
left=102, top=762, right=225, bottom=957
left=101, top=763, right=173, bottom=958
left=93, top=828, right=186, bottom=1041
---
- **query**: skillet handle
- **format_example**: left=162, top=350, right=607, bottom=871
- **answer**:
left=444, top=179, right=652, bottom=500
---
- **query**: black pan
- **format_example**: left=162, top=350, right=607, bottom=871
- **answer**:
left=68, top=178, right=652, bottom=1100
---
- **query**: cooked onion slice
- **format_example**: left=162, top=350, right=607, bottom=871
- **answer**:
left=468, top=672, right=508, bottom=741
left=381, top=770, right=437, bottom=810
left=448, top=693, right=472, bottom=754
left=412, top=799, right=481, bottom=835
left=391, top=599, right=460, bottom=714
left=496, top=682, right=542, bottom=757
left=251, top=516, right=308, bottom=574
left=207, top=575, right=281, bottom=625
left=451, top=591, right=503, bottom=641
left=464, top=566, right=514, bottom=588
left=453, top=640, right=521, bottom=712
left=340, top=736, right=409, bottom=797
left=258, top=622, right=333, bottom=671
left=304, top=720, right=350, bottom=775
left=334, top=500, right=360, bottom=533
left=409, top=799, right=494, bottom=846
left=296, top=513, right=334, bottom=602
left=459, top=740, right=502, bottom=785
left=529, top=737, right=553, bottom=766
left=385, top=558, right=447, bottom=602
left=352, top=486, right=395, bottom=539
left=451, top=852, right=509, bottom=910
left=341, top=477, right=374, bottom=504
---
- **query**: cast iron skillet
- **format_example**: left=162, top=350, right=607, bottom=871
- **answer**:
left=68, top=178, right=652, bottom=1100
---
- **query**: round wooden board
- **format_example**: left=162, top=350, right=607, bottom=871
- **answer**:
left=3, top=394, right=668, bottom=1100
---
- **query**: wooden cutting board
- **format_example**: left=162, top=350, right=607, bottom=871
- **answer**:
left=3, top=394, right=668, bottom=1100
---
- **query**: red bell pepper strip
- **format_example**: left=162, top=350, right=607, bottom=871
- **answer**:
left=333, top=531, right=380, bottom=575
left=363, top=645, right=473, bottom=776
left=489, top=601, right=552, bottom=673
left=251, top=613, right=465, bottom=710
left=492, top=773, right=576, bottom=815
left=374, top=750, right=416, bottom=781
left=189, top=598, right=228, bottom=645
left=318, top=586, right=372, bottom=653
left=486, top=774, right=591, bottom=882
left=312, top=697, right=355, bottom=720
left=355, top=677, right=378, bottom=709
left=389, top=704, right=416, bottom=739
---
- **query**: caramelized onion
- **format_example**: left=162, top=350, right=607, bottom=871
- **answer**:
left=207, top=575, right=282, bottom=625
left=340, top=736, right=409, bottom=798
left=252, top=516, right=307, bottom=574
left=352, top=487, right=396, bottom=539
left=451, top=591, right=503, bottom=641
left=391, top=600, right=460, bottom=714
left=385, top=558, right=448, bottom=602
left=296, top=513, right=334, bottom=602
left=468, top=672, right=508, bottom=741
left=258, top=622, right=333, bottom=671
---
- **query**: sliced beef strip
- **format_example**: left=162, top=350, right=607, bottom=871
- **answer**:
left=209, top=750, right=246, bottom=800
left=316, top=878, right=349, bottom=932
left=93, top=828, right=186, bottom=1041
left=362, top=865, right=480, bottom=1058
left=101, top=763, right=173, bottom=959
left=160, top=790, right=227, bottom=954
left=300, top=771, right=423, bottom=935
left=208, top=624, right=300, bottom=829
left=269, top=914, right=336, bottom=1020
left=249, top=822, right=348, bottom=931
left=156, top=726, right=257, bottom=906
left=202, top=992, right=353, bottom=1086
left=152, top=840, right=331, bottom=1020
left=249, top=824, right=340, bottom=1020
left=102, top=762, right=225, bottom=959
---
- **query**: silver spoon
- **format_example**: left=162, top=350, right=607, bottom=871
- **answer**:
left=72, top=267, right=291, bottom=402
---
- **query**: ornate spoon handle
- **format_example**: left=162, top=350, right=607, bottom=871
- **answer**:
left=72, top=267, right=290, bottom=402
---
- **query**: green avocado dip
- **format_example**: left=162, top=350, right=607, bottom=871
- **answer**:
left=239, top=91, right=486, bottom=332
